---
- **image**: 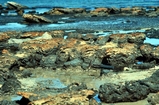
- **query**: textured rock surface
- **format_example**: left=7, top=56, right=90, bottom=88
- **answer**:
left=99, top=70, right=159, bottom=103
left=147, top=93, right=159, bottom=105
left=22, top=14, right=52, bottom=23
left=17, top=89, right=98, bottom=105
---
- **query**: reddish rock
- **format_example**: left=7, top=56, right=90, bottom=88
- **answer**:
left=120, top=7, right=132, bottom=13
left=20, top=38, right=64, bottom=52
left=21, top=31, right=44, bottom=38
left=17, top=90, right=97, bottom=105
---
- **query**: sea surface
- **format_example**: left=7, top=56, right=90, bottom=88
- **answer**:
left=0, top=0, right=159, bottom=9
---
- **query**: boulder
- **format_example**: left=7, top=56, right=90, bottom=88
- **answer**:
left=22, top=14, right=53, bottom=23
left=99, top=70, right=159, bottom=103
left=99, top=80, right=149, bottom=103
left=140, top=43, right=154, bottom=60
left=105, top=43, right=141, bottom=71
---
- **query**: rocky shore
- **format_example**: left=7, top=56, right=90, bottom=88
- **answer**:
left=0, top=1, right=159, bottom=105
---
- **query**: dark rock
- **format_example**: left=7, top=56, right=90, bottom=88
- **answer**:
left=56, top=51, right=69, bottom=66
left=132, top=61, right=156, bottom=69
left=140, top=44, right=154, bottom=61
left=67, top=82, right=87, bottom=91
left=109, top=33, right=128, bottom=43
left=64, top=58, right=82, bottom=67
left=81, top=62, right=90, bottom=70
left=1, top=72, right=21, bottom=93
left=21, top=69, right=32, bottom=78
left=106, top=43, right=141, bottom=71
left=99, top=80, right=149, bottom=103
left=99, top=70, right=159, bottom=103
left=145, top=28, right=159, bottom=38
left=0, top=4, right=3, bottom=10
left=147, top=94, right=159, bottom=105
left=96, top=36, right=109, bottom=45
left=40, top=55, right=57, bottom=68
left=82, top=33, right=98, bottom=41
left=10, top=54, right=42, bottom=70
left=67, top=32, right=82, bottom=39
left=127, top=32, right=146, bottom=45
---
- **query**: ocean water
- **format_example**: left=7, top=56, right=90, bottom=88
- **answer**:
left=0, top=0, right=159, bottom=9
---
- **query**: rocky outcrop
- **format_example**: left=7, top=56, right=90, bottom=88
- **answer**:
left=22, top=14, right=53, bottom=23
left=99, top=70, right=159, bottom=103
left=16, top=89, right=98, bottom=105
left=45, top=8, right=86, bottom=15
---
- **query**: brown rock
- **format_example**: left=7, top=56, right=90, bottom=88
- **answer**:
left=106, top=43, right=141, bottom=70
left=17, top=92, right=37, bottom=99
left=17, top=90, right=97, bottom=105
left=131, top=7, right=145, bottom=15
left=22, top=14, right=53, bottom=23
left=46, top=8, right=86, bottom=15
left=48, top=30, right=64, bottom=38
left=0, top=32, right=10, bottom=41
left=128, top=32, right=146, bottom=45
left=90, top=7, right=109, bottom=16
left=120, top=7, right=132, bottom=13
left=21, top=31, right=44, bottom=38
left=20, top=38, right=64, bottom=53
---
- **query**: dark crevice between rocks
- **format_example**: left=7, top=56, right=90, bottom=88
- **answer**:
left=133, top=56, right=157, bottom=69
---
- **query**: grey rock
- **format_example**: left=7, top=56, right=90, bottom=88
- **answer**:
left=64, top=58, right=82, bottom=67
left=40, top=55, right=57, bottom=67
